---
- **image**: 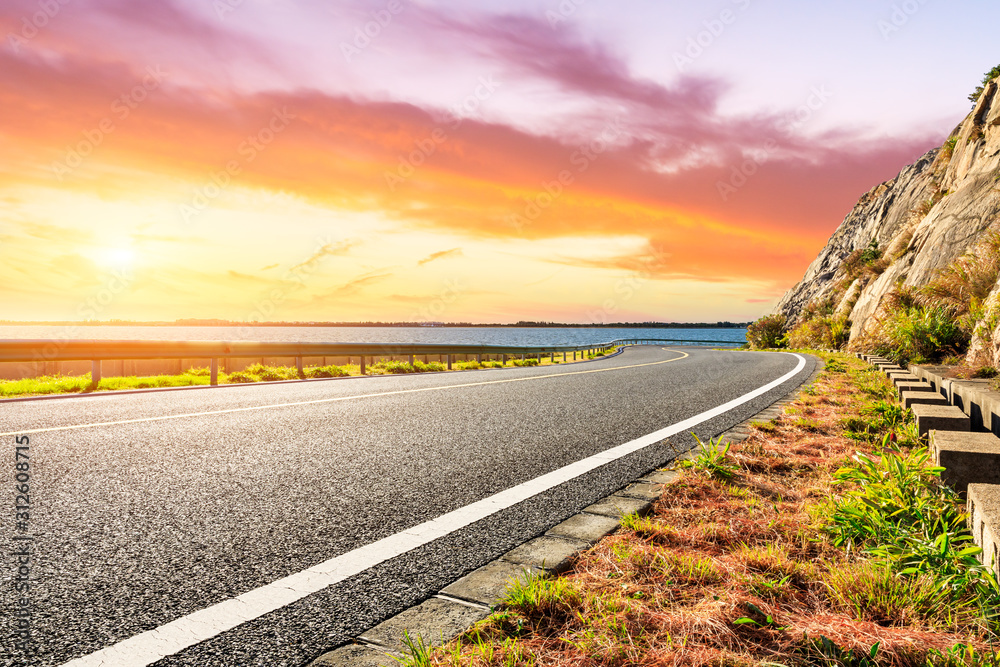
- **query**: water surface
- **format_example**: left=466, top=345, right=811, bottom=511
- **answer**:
left=0, top=326, right=746, bottom=347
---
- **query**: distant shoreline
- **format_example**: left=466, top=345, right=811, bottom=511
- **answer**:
left=0, top=321, right=749, bottom=329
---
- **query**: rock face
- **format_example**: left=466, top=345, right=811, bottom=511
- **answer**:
left=773, top=76, right=1000, bottom=357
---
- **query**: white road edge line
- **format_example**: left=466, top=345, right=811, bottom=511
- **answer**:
left=59, top=352, right=806, bottom=667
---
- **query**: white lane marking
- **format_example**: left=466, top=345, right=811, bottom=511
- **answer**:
left=59, top=353, right=805, bottom=667
left=1, top=351, right=691, bottom=437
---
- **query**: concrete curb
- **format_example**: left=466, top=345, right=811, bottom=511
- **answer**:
left=307, top=352, right=823, bottom=666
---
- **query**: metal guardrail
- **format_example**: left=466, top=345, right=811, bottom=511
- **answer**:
left=0, top=337, right=744, bottom=385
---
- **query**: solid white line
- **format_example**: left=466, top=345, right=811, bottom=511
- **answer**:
left=59, top=352, right=806, bottom=667
left=1, top=351, right=690, bottom=437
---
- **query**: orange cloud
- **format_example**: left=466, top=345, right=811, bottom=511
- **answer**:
left=0, top=39, right=939, bottom=293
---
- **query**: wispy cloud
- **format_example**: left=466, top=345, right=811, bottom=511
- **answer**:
left=290, top=239, right=361, bottom=272
left=418, top=247, right=463, bottom=265
left=315, top=270, right=394, bottom=299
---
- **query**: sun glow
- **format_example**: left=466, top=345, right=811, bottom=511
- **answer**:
left=101, top=247, right=136, bottom=269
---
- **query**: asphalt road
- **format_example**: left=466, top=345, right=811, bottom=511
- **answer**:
left=0, top=346, right=814, bottom=666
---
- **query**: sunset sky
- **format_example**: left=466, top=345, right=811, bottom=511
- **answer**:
left=3, top=0, right=998, bottom=323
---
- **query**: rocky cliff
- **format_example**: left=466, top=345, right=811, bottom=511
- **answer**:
left=773, top=74, right=1000, bottom=362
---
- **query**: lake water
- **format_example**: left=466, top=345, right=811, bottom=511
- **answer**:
left=0, top=326, right=746, bottom=347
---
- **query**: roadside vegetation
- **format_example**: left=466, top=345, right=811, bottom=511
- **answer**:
left=747, top=231, right=1000, bottom=369
left=0, top=349, right=618, bottom=398
left=398, top=353, right=1000, bottom=667
left=855, top=233, right=1000, bottom=365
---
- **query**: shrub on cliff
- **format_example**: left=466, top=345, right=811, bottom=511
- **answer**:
left=746, top=314, right=786, bottom=349
left=842, top=240, right=885, bottom=280
left=867, top=305, right=968, bottom=364
left=969, top=64, right=1000, bottom=105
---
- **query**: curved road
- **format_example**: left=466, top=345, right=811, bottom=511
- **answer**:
left=0, top=346, right=814, bottom=666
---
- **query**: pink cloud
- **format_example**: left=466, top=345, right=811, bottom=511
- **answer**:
left=0, top=17, right=944, bottom=287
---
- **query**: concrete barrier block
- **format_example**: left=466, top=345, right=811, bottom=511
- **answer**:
left=897, top=381, right=934, bottom=400
left=967, top=483, right=1000, bottom=576
left=911, top=403, right=971, bottom=438
left=907, top=364, right=952, bottom=393
left=946, top=380, right=1000, bottom=433
left=931, top=430, right=1000, bottom=495
left=902, top=391, right=949, bottom=409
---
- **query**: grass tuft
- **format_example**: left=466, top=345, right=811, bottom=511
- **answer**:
left=677, top=435, right=738, bottom=481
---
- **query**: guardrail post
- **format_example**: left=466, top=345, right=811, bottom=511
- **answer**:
left=447, top=355, right=453, bottom=370
left=360, top=356, right=367, bottom=375
left=296, top=356, right=304, bottom=378
left=476, top=354, right=482, bottom=365
left=210, top=358, right=219, bottom=386
left=91, top=360, right=101, bottom=387
left=502, top=354, right=508, bottom=365
left=408, top=354, right=415, bottom=367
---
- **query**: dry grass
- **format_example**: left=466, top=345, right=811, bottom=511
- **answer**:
left=922, top=233, right=1000, bottom=318
left=417, top=355, right=995, bottom=667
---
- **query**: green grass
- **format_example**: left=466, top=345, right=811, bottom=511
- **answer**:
left=0, top=371, right=212, bottom=396
left=841, top=397, right=920, bottom=446
left=675, top=434, right=737, bottom=481
left=826, top=560, right=955, bottom=629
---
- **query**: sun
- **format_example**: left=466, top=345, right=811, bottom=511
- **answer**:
left=99, top=247, right=136, bottom=269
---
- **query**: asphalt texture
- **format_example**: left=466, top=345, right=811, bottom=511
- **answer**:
left=0, top=346, right=815, bottom=666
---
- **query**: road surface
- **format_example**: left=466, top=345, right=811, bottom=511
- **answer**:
left=0, top=345, right=813, bottom=666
